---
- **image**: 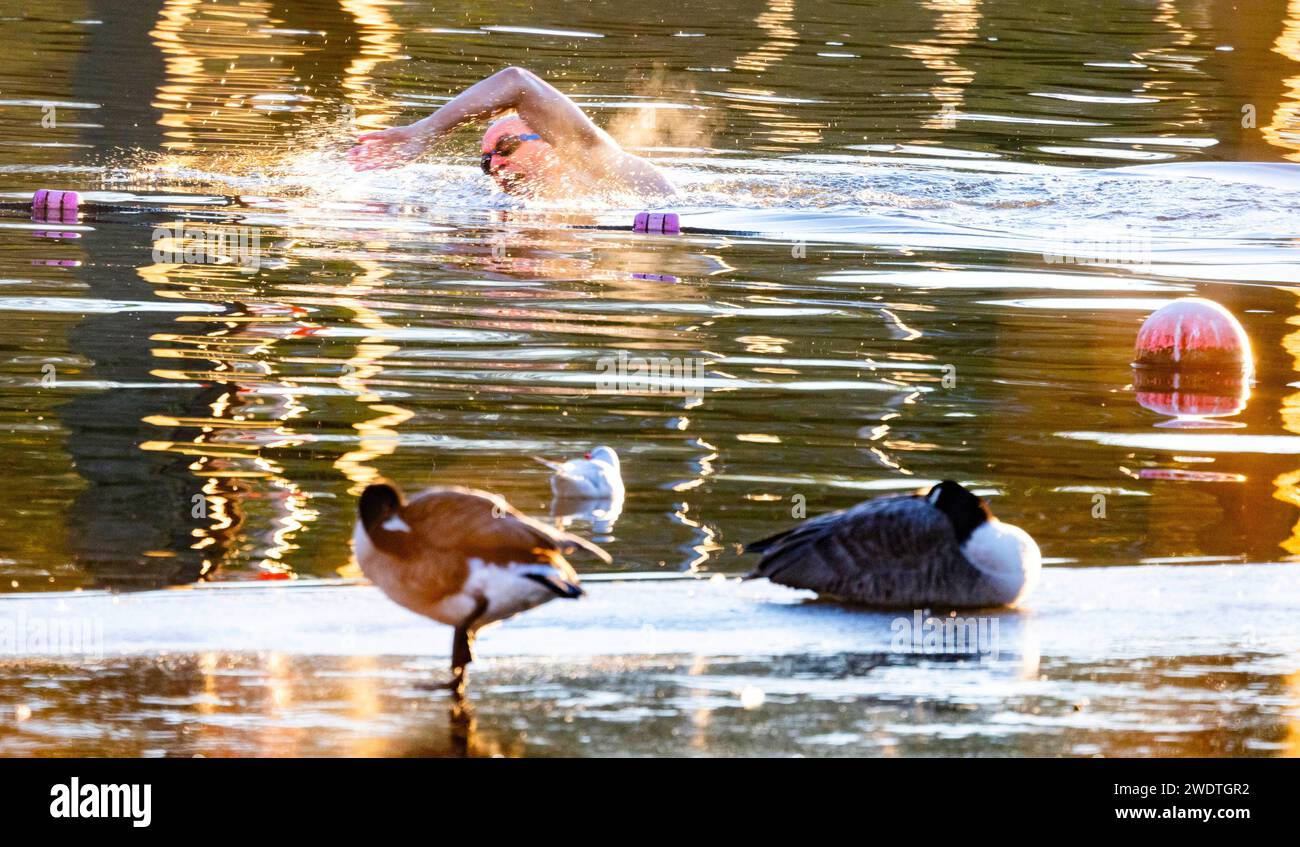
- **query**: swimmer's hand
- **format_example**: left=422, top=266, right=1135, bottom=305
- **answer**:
left=347, top=125, right=429, bottom=171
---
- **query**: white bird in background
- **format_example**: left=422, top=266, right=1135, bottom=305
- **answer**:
left=533, top=446, right=624, bottom=501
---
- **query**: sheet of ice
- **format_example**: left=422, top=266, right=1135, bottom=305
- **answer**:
left=2, top=566, right=1296, bottom=757
left=1, top=564, right=1296, bottom=661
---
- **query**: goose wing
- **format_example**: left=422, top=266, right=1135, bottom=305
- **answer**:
left=746, top=504, right=856, bottom=556
left=746, top=495, right=963, bottom=602
left=405, top=487, right=612, bottom=567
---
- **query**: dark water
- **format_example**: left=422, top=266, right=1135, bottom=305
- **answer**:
left=2, top=0, right=1300, bottom=759
left=2, top=1, right=1300, bottom=587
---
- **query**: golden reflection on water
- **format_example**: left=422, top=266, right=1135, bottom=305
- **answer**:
left=91, top=0, right=1300, bottom=588
left=906, top=0, right=981, bottom=131
left=1271, top=291, right=1300, bottom=554
left=135, top=231, right=324, bottom=578
left=338, top=0, right=405, bottom=132
left=733, top=0, right=799, bottom=75
left=1135, top=1, right=1208, bottom=132
left=336, top=654, right=390, bottom=757
left=149, top=0, right=404, bottom=154
left=8, top=7, right=1300, bottom=578
left=151, top=0, right=311, bottom=150
left=1263, top=0, right=1300, bottom=160
left=727, top=0, right=823, bottom=150
left=686, top=654, right=713, bottom=752
left=1152, top=0, right=1197, bottom=50
left=1286, top=668, right=1300, bottom=756
left=330, top=259, right=411, bottom=503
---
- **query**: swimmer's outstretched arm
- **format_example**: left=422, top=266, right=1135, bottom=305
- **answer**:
left=349, top=67, right=672, bottom=192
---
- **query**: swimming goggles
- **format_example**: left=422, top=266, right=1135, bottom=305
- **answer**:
left=481, top=133, right=542, bottom=174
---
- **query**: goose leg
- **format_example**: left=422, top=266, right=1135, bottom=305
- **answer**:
left=448, top=596, right=489, bottom=697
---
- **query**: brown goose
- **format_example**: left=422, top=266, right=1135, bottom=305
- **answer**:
left=354, top=482, right=609, bottom=695
left=746, top=480, right=1040, bottom=609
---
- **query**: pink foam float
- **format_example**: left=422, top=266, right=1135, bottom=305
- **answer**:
left=632, top=212, right=680, bottom=234
left=11, top=188, right=261, bottom=222
left=30, top=189, right=80, bottom=222
left=17, top=193, right=706, bottom=239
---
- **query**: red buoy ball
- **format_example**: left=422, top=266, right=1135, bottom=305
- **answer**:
left=1133, top=298, right=1251, bottom=372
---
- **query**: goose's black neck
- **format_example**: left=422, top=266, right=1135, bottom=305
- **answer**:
left=926, top=480, right=992, bottom=543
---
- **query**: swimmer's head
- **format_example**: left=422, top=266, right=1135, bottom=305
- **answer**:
left=481, top=115, right=553, bottom=192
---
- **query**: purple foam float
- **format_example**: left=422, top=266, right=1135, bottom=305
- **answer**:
left=31, top=188, right=81, bottom=222
left=632, top=211, right=680, bottom=234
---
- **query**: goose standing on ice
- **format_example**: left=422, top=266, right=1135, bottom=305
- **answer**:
left=354, top=482, right=610, bottom=695
left=746, top=481, right=1040, bottom=609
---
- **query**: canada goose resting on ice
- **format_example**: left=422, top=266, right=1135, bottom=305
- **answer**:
left=354, top=482, right=610, bottom=695
left=746, top=480, right=1040, bottom=609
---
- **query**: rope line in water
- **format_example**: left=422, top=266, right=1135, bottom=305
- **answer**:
left=1, top=189, right=762, bottom=236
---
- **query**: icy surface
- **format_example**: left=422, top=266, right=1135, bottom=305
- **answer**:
left=1, top=565, right=1297, bottom=660
left=0, top=566, right=1297, bottom=757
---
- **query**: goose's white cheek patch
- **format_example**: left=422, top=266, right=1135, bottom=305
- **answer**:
left=381, top=515, right=412, bottom=532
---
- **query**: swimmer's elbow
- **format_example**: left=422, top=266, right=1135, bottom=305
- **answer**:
left=499, top=65, right=609, bottom=152
left=497, top=66, right=541, bottom=95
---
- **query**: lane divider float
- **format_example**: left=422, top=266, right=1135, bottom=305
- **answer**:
left=10, top=188, right=763, bottom=236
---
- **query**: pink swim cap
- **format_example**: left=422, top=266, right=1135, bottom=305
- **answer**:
left=481, top=115, right=551, bottom=184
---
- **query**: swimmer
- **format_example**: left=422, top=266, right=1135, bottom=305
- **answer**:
left=348, top=66, right=675, bottom=199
